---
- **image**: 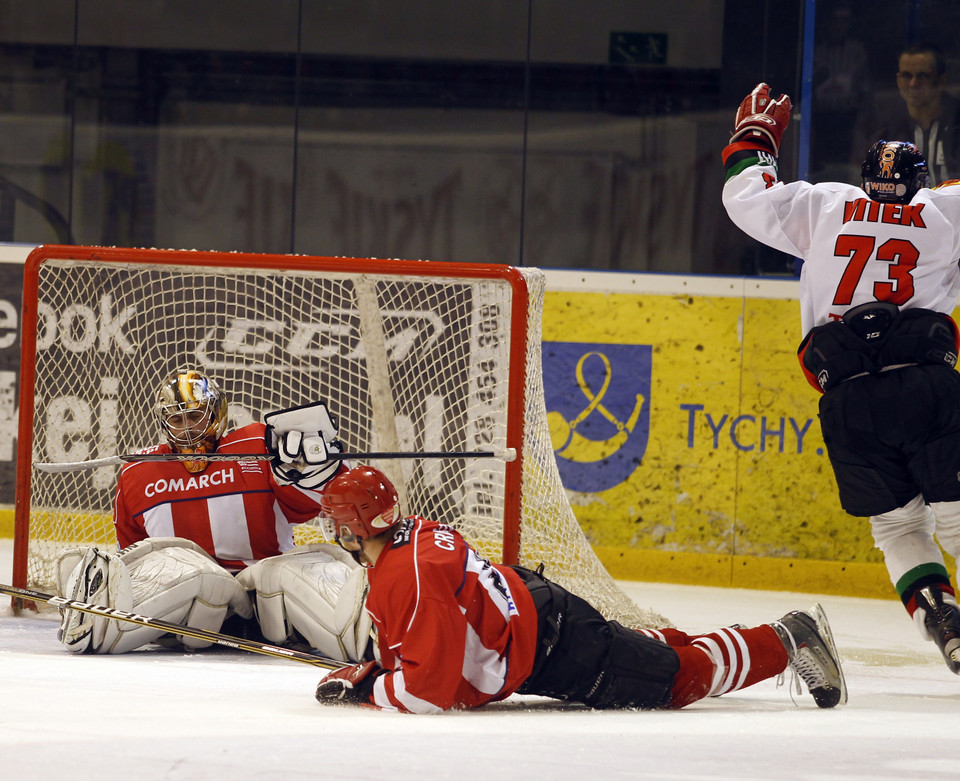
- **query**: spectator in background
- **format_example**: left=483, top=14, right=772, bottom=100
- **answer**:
left=810, top=4, right=870, bottom=182
left=857, top=42, right=960, bottom=185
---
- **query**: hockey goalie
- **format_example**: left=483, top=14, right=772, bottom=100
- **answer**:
left=55, top=369, right=373, bottom=663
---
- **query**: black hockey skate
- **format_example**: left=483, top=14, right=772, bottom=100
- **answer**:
left=914, top=586, right=960, bottom=674
left=772, top=603, right=848, bottom=708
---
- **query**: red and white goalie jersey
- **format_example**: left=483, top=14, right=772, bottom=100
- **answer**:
left=722, top=152, right=960, bottom=336
left=113, top=422, right=328, bottom=570
left=364, top=517, right=538, bottom=713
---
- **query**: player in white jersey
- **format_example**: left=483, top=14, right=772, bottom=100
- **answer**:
left=55, top=369, right=373, bottom=664
left=723, top=83, right=960, bottom=675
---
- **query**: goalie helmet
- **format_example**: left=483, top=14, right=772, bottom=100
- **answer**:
left=154, top=369, right=228, bottom=473
left=861, top=140, right=929, bottom=204
left=320, top=466, right=401, bottom=553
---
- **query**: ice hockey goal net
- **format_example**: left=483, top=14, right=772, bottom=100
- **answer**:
left=14, top=245, right=667, bottom=627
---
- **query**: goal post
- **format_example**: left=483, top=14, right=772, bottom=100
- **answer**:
left=14, top=244, right=668, bottom=628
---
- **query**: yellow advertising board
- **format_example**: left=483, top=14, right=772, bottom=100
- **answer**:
left=541, top=271, right=917, bottom=597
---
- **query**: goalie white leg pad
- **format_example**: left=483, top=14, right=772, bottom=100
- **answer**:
left=56, top=547, right=132, bottom=654
left=55, top=537, right=253, bottom=654
left=336, top=565, right=374, bottom=663
left=118, top=537, right=253, bottom=651
left=237, top=543, right=373, bottom=662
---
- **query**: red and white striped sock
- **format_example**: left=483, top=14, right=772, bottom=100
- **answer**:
left=636, top=627, right=695, bottom=647
left=667, top=625, right=788, bottom=708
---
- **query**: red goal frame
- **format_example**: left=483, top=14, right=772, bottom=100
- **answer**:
left=13, top=245, right=531, bottom=591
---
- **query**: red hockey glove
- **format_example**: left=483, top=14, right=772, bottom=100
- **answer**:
left=315, top=661, right=381, bottom=704
left=730, top=83, right=792, bottom=156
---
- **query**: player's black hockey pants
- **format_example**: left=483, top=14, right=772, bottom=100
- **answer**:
left=511, top=565, right=679, bottom=709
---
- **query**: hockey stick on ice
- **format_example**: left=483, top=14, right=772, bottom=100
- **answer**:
left=0, top=582, right=346, bottom=670
left=33, top=447, right=518, bottom=473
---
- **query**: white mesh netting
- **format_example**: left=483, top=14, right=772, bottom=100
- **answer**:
left=17, top=249, right=668, bottom=627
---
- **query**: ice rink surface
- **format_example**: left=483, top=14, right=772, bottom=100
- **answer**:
left=1, top=538, right=956, bottom=781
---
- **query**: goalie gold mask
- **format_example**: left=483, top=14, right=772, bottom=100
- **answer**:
left=154, top=370, right=228, bottom=473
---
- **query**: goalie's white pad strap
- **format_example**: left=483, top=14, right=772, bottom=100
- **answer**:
left=56, top=537, right=252, bottom=654
left=56, top=548, right=90, bottom=597
left=237, top=543, right=372, bottom=662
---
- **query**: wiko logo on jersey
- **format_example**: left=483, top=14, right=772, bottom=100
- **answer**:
left=543, top=343, right=651, bottom=492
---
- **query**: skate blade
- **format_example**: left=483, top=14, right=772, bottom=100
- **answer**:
left=809, top=603, right=849, bottom=706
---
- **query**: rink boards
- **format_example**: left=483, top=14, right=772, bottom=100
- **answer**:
left=2, top=249, right=952, bottom=596
left=539, top=270, right=952, bottom=597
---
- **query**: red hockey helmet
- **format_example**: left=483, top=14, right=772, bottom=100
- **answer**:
left=320, top=466, right=401, bottom=549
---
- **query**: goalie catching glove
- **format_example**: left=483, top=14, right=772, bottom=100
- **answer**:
left=264, top=401, right=346, bottom=490
left=315, top=660, right=382, bottom=704
left=730, top=82, right=792, bottom=156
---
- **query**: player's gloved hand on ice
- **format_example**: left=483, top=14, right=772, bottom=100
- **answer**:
left=264, top=401, right=346, bottom=490
left=315, top=660, right=381, bottom=704
left=730, top=82, right=792, bottom=156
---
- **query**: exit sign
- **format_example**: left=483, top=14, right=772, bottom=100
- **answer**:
left=609, top=32, right=667, bottom=65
